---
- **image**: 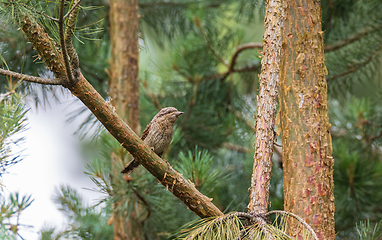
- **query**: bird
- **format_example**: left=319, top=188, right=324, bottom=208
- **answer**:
left=121, top=107, right=184, bottom=175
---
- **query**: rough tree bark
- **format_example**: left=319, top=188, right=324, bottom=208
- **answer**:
left=247, top=0, right=283, bottom=215
left=108, top=0, right=142, bottom=239
left=109, top=0, right=140, bottom=133
left=280, top=0, right=335, bottom=239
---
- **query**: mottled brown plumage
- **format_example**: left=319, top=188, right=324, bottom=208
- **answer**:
left=121, top=107, right=183, bottom=174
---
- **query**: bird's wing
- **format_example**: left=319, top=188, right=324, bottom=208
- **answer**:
left=140, top=121, right=152, bottom=141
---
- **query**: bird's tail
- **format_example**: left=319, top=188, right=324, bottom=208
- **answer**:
left=121, top=159, right=141, bottom=174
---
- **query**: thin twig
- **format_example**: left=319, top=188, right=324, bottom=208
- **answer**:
left=131, top=187, right=151, bottom=221
left=63, top=0, right=82, bottom=20
left=208, top=43, right=262, bottom=81
left=0, top=91, right=14, bottom=102
left=19, top=3, right=59, bottom=22
left=369, top=130, right=382, bottom=141
left=142, top=81, right=162, bottom=110
left=59, top=0, right=75, bottom=84
left=327, top=43, right=382, bottom=81
left=180, top=80, right=199, bottom=130
left=196, top=23, right=227, bottom=67
left=174, top=42, right=262, bottom=82
left=229, top=43, right=262, bottom=72
left=34, top=10, right=59, bottom=22
left=324, top=24, right=382, bottom=52
left=0, top=69, right=63, bottom=85
left=64, top=0, right=81, bottom=70
left=223, top=143, right=251, bottom=153
left=266, top=210, right=319, bottom=240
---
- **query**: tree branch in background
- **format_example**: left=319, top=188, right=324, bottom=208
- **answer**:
left=324, top=24, right=382, bottom=52
left=202, top=43, right=262, bottom=81
left=142, top=80, right=162, bottom=110
left=0, top=69, right=63, bottom=85
left=369, top=131, right=382, bottom=141
left=195, top=21, right=227, bottom=67
left=174, top=42, right=262, bottom=82
left=327, top=44, right=382, bottom=81
left=229, top=43, right=262, bottom=72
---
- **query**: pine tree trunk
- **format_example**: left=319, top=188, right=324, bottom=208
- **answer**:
left=280, top=0, right=335, bottom=239
left=109, top=0, right=140, bottom=131
left=247, top=0, right=283, bottom=215
left=109, top=0, right=141, bottom=239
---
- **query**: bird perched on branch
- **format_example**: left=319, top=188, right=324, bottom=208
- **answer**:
left=121, top=107, right=184, bottom=175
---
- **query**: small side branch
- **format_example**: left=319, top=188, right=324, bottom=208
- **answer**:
left=196, top=23, right=227, bottom=67
left=369, top=130, right=382, bottom=141
left=19, top=3, right=59, bottom=22
left=327, top=43, right=382, bottom=81
left=0, top=69, right=63, bottom=85
left=64, top=0, right=81, bottom=70
left=221, top=42, right=262, bottom=81
left=201, top=43, right=262, bottom=81
left=229, top=43, right=262, bottom=72
left=59, top=0, right=75, bottom=84
left=64, top=0, right=82, bottom=20
left=324, top=24, right=382, bottom=52
left=266, top=210, right=319, bottom=240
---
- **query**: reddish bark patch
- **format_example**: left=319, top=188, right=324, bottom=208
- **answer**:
left=305, top=153, right=314, bottom=167
left=310, top=196, right=318, bottom=205
left=304, top=206, right=313, bottom=215
left=313, top=214, right=322, bottom=225
left=301, top=188, right=310, bottom=198
left=317, top=183, right=326, bottom=196
left=307, top=175, right=315, bottom=184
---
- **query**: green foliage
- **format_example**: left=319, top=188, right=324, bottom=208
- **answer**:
left=356, top=220, right=382, bottom=240
left=176, top=146, right=226, bottom=194
left=0, top=192, right=34, bottom=239
left=176, top=214, right=243, bottom=240
left=330, top=95, right=382, bottom=232
left=322, top=0, right=382, bottom=95
left=0, top=90, right=27, bottom=178
left=176, top=212, right=316, bottom=240
left=43, top=185, right=114, bottom=240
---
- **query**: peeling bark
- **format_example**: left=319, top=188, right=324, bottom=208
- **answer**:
left=247, top=0, right=284, bottom=215
left=280, top=0, right=335, bottom=239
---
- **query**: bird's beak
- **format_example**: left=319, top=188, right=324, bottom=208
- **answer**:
left=175, top=111, right=184, bottom=117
